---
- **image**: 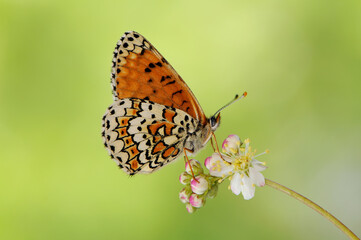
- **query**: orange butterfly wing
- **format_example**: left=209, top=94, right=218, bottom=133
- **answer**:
left=110, top=31, right=207, bottom=125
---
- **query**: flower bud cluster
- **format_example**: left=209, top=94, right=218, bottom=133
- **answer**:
left=179, top=159, right=219, bottom=213
left=178, top=135, right=268, bottom=212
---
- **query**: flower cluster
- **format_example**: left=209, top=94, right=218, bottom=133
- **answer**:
left=178, top=135, right=268, bottom=212
left=206, top=135, right=268, bottom=200
left=179, top=159, right=219, bottom=213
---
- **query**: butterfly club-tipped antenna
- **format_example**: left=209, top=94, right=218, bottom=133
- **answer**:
left=209, top=91, right=247, bottom=163
left=209, top=91, right=247, bottom=130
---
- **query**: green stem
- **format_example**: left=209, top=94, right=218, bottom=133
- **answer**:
left=265, top=178, right=359, bottom=240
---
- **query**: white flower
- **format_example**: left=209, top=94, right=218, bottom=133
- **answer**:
left=206, top=136, right=268, bottom=200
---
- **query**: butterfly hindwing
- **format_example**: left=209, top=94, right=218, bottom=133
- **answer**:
left=111, top=31, right=207, bottom=125
left=102, top=98, right=198, bottom=174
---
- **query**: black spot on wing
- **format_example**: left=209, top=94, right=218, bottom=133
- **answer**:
left=161, top=58, right=168, bottom=64
left=172, top=90, right=183, bottom=98
left=165, top=80, right=176, bottom=86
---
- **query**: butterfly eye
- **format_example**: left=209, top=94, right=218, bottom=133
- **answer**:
left=210, top=114, right=221, bottom=131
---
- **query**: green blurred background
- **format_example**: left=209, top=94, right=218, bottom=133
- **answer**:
left=1, top=0, right=360, bottom=239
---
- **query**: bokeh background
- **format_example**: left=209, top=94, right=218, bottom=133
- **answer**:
left=1, top=0, right=360, bottom=239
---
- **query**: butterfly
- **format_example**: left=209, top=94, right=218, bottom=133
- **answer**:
left=101, top=31, right=244, bottom=175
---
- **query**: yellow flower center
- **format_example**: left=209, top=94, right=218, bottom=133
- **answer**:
left=233, top=153, right=253, bottom=171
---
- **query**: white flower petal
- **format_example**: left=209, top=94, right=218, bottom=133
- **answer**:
left=208, top=153, right=233, bottom=177
left=252, top=159, right=267, bottom=172
left=240, top=175, right=255, bottom=200
left=253, top=164, right=267, bottom=172
left=222, top=135, right=241, bottom=154
left=249, top=167, right=265, bottom=187
left=230, top=172, right=242, bottom=195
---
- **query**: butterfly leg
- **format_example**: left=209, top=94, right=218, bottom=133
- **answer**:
left=211, top=132, right=231, bottom=165
left=183, top=148, right=199, bottom=183
left=210, top=136, right=217, bottom=152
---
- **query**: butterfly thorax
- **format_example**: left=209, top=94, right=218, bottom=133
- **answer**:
left=183, top=121, right=212, bottom=155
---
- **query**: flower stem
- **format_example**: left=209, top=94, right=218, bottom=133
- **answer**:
left=265, top=178, right=359, bottom=240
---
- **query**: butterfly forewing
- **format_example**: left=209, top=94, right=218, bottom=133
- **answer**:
left=111, top=31, right=206, bottom=125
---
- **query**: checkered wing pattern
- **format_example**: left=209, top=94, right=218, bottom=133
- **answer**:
left=102, top=98, right=198, bottom=175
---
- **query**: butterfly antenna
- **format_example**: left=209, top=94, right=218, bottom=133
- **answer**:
left=212, top=91, right=247, bottom=117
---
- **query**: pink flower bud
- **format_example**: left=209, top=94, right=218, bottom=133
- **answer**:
left=190, top=175, right=209, bottom=195
left=185, top=159, right=203, bottom=175
left=222, top=134, right=241, bottom=154
left=204, top=156, right=212, bottom=170
left=186, top=203, right=196, bottom=213
left=179, top=172, right=192, bottom=185
left=189, top=193, right=205, bottom=208
left=179, top=188, right=191, bottom=203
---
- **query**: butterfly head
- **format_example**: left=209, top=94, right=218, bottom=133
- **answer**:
left=209, top=113, right=221, bottom=131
